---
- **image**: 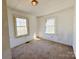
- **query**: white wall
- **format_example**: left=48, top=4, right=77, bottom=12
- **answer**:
left=37, top=7, right=74, bottom=46
left=2, top=0, right=12, bottom=59
left=7, top=7, right=74, bottom=48
left=73, top=5, right=76, bottom=56
left=73, top=33, right=76, bottom=56
left=8, top=8, right=37, bottom=48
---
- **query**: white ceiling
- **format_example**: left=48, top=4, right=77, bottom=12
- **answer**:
left=7, top=0, right=74, bottom=16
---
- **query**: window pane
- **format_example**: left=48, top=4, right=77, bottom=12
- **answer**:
left=16, top=26, right=28, bottom=36
left=16, top=18, right=27, bottom=26
left=45, top=18, right=55, bottom=34
left=15, top=17, right=28, bottom=37
left=46, top=18, right=55, bottom=26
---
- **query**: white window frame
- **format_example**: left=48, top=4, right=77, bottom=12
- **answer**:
left=45, top=18, right=56, bottom=34
left=13, top=16, right=29, bottom=37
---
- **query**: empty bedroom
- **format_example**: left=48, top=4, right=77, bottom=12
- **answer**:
left=3, top=0, right=76, bottom=59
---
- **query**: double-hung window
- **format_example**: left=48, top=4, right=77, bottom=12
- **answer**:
left=45, top=18, right=55, bottom=34
left=14, top=16, right=29, bottom=37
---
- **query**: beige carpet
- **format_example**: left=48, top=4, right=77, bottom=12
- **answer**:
left=12, top=39, right=75, bottom=59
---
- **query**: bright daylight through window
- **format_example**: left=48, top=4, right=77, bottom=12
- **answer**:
left=45, top=18, right=55, bottom=34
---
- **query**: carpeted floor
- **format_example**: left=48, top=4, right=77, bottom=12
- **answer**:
left=12, top=39, right=75, bottom=59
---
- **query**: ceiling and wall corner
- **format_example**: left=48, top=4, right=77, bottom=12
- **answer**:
left=7, top=0, right=75, bottom=53
left=7, top=0, right=74, bottom=16
left=37, top=7, right=74, bottom=46
left=8, top=8, right=37, bottom=48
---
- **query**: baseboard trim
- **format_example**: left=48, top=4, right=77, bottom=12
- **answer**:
left=37, top=36, right=72, bottom=47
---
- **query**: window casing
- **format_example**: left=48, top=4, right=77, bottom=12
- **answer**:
left=14, top=16, right=29, bottom=37
left=45, top=18, right=55, bottom=34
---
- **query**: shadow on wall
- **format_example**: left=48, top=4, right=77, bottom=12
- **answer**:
left=45, top=34, right=58, bottom=40
left=57, top=32, right=73, bottom=46
left=40, top=32, right=73, bottom=46
left=67, top=32, right=73, bottom=45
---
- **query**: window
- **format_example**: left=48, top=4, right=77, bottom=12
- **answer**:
left=45, top=18, right=55, bottom=34
left=14, top=16, right=29, bottom=37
